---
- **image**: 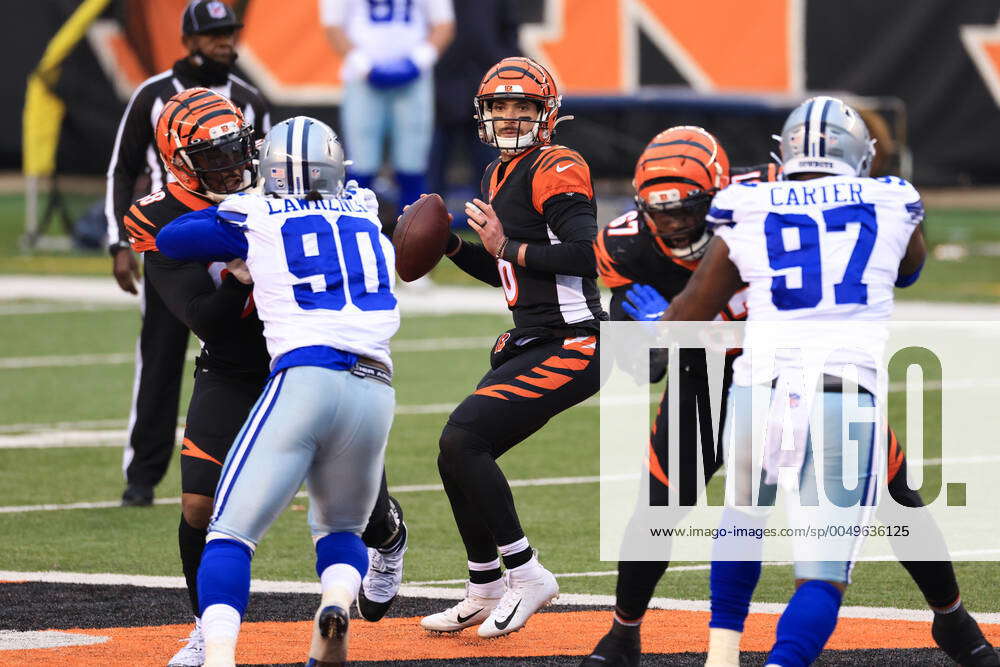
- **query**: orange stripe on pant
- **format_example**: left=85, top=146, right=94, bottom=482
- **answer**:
left=562, top=336, right=597, bottom=356
left=516, top=366, right=574, bottom=391
left=648, top=442, right=670, bottom=487
left=888, top=428, right=904, bottom=482
left=473, top=383, right=544, bottom=400
left=540, top=355, right=590, bottom=371
left=180, top=437, right=222, bottom=466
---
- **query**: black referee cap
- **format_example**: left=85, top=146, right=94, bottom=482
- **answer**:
left=182, top=0, right=243, bottom=36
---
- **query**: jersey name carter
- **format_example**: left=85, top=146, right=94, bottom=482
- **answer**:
left=708, top=174, right=923, bottom=389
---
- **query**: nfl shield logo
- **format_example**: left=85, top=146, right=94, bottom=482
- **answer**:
left=311, top=168, right=321, bottom=178
left=207, top=1, right=228, bottom=19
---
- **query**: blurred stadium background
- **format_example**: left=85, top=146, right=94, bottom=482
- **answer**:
left=6, top=0, right=1000, bottom=252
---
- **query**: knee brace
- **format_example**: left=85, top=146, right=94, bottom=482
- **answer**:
left=362, top=495, right=404, bottom=549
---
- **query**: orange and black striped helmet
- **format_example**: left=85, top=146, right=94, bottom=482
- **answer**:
left=633, top=126, right=730, bottom=259
left=474, top=57, right=562, bottom=152
left=155, top=87, right=256, bottom=197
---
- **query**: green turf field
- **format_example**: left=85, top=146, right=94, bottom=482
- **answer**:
left=1, top=192, right=998, bottom=300
left=1, top=189, right=998, bottom=630
left=2, top=305, right=1000, bottom=619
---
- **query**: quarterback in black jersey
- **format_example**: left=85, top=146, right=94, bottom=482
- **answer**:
left=420, top=57, right=606, bottom=638
left=582, top=128, right=997, bottom=667
left=127, top=89, right=408, bottom=665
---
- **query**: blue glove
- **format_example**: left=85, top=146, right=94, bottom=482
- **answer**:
left=622, top=283, right=669, bottom=321
left=367, top=58, right=420, bottom=89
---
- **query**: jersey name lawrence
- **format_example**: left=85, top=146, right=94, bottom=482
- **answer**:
left=219, top=189, right=400, bottom=370
left=484, top=145, right=604, bottom=328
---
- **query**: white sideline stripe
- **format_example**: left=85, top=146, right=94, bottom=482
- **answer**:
left=0, top=303, right=134, bottom=316
left=0, top=475, right=603, bottom=513
left=410, top=550, right=1000, bottom=585
left=0, top=630, right=109, bottom=650
left=0, top=336, right=495, bottom=371
left=3, top=570, right=999, bottom=624
left=408, top=563, right=719, bottom=585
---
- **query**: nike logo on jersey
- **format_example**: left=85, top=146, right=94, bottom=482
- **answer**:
left=493, top=600, right=521, bottom=629
left=555, top=163, right=574, bottom=173
left=456, top=609, right=484, bottom=623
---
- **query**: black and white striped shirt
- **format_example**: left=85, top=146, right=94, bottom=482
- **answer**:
left=104, top=58, right=270, bottom=247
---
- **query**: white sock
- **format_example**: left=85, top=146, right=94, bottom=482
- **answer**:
left=320, top=562, right=362, bottom=608
left=469, top=579, right=505, bottom=599
left=705, top=627, right=742, bottom=666
left=507, top=553, right=546, bottom=582
left=201, top=603, right=240, bottom=662
left=497, top=537, right=530, bottom=557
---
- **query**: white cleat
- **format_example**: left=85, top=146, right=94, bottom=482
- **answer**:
left=167, top=619, right=205, bottom=666
left=477, top=567, right=559, bottom=638
left=420, top=584, right=502, bottom=633
left=358, top=523, right=408, bottom=622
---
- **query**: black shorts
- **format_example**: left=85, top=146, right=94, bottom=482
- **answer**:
left=648, top=351, right=734, bottom=506
left=181, top=368, right=266, bottom=496
left=447, top=330, right=601, bottom=457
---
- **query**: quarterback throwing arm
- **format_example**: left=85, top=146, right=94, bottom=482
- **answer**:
left=421, top=57, right=607, bottom=640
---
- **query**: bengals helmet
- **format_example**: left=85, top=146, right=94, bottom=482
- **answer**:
left=474, top=57, right=562, bottom=152
left=155, top=87, right=256, bottom=199
left=633, top=126, right=730, bottom=260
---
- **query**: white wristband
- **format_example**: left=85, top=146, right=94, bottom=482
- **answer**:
left=342, top=49, right=373, bottom=82
left=410, top=42, right=438, bottom=71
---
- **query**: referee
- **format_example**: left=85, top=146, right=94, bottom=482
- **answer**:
left=105, top=0, right=270, bottom=507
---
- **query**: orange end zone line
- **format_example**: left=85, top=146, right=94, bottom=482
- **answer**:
left=12, top=610, right=1000, bottom=665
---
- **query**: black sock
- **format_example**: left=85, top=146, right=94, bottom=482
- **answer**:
left=899, top=560, right=960, bottom=610
left=615, top=560, right=670, bottom=621
left=469, top=563, right=503, bottom=584
left=179, top=515, right=208, bottom=616
left=501, top=546, right=533, bottom=570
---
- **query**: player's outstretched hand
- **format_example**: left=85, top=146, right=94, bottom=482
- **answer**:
left=226, top=259, right=253, bottom=285
left=623, top=283, right=669, bottom=321
left=464, top=198, right=507, bottom=257
left=113, top=250, right=141, bottom=295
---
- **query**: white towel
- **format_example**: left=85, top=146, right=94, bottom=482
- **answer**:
left=762, top=369, right=819, bottom=486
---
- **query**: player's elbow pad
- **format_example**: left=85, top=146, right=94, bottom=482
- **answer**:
left=895, top=261, right=924, bottom=288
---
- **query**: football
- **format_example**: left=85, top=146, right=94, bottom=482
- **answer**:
left=392, top=193, right=451, bottom=281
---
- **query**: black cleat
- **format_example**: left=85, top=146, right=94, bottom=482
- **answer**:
left=580, top=622, right=641, bottom=667
left=120, top=484, right=153, bottom=507
left=306, top=604, right=349, bottom=667
left=318, top=605, right=349, bottom=641
left=932, top=606, right=1000, bottom=666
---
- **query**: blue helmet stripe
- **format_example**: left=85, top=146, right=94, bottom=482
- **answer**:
left=285, top=119, right=294, bottom=195
left=818, top=98, right=832, bottom=157
left=801, top=100, right=815, bottom=156
left=301, top=119, right=312, bottom=194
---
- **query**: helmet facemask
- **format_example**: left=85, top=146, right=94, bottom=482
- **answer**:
left=475, top=95, right=557, bottom=154
left=638, top=193, right=713, bottom=260
left=174, top=125, right=257, bottom=199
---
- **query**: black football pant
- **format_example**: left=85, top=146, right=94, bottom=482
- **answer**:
left=438, top=333, right=600, bottom=563
left=178, top=366, right=400, bottom=615
left=124, top=269, right=189, bottom=490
